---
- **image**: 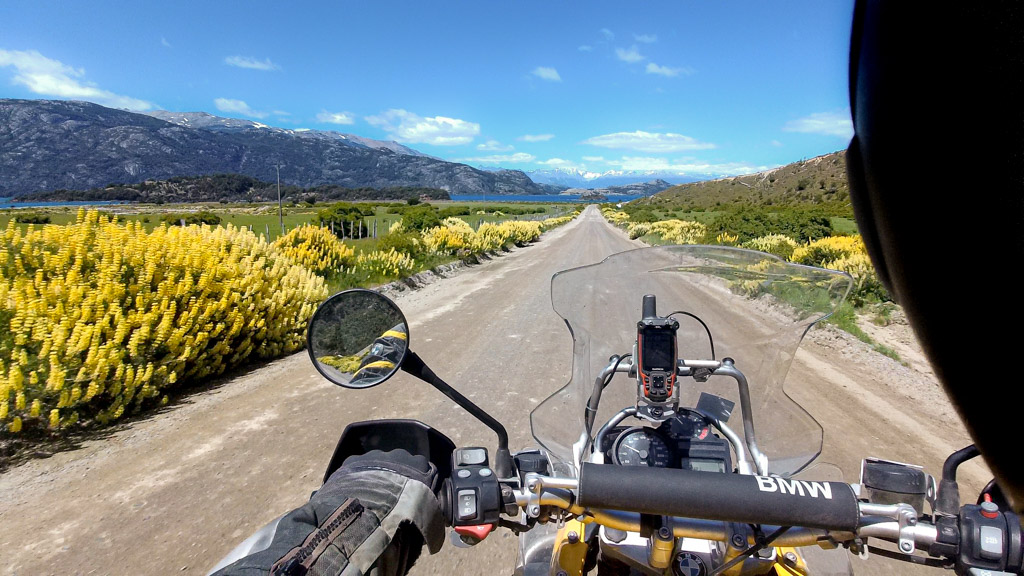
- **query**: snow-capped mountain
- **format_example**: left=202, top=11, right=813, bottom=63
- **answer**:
left=525, top=168, right=700, bottom=188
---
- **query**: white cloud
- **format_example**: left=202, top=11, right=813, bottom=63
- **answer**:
left=224, top=56, right=280, bottom=71
left=634, top=34, right=658, bottom=43
left=214, top=98, right=267, bottom=118
left=583, top=130, right=714, bottom=153
left=582, top=156, right=605, bottom=162
left=578, top=45, right=593, bottom=52
left=518, top=133, right=555, bottom=142
left=457, top=152, right=536, bottom=164
left=771, top=140, right=784, bottom=147
left=273, top=110, right=291, bottom=116
left=616, top=45, right=645, bottom=63
left=366, top=108, right=480, bottom=146
left=537, top=158, right=576, bottom=167
left=600, top=28, right=615, bottom=40
left=532, top=66, right=561, bottom=82
left=783, top=110, right=853, bottom=138
left=477, top=139, right=513, bottom=151
left=316, top=110, right=355, bottom=125
left=605, top=156, right=765, bottom=176
left=0, top=49, right=154, bottom=110
left=161, top=37, right=172, bottom=48
left=646, top=62, right=687, bottom=77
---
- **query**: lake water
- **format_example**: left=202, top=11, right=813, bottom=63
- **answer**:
left=452, top=194, right=644, bottom=203
left=0, top=198, right=124, bottom=209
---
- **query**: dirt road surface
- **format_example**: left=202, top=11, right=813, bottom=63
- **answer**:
left=0, top=206, right=990, bottom=575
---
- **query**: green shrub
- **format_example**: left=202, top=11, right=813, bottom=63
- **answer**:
left=438, top=206, right=472, bottom=218
left=402, top=206, right=441, bottom=231
left=161, top=211, right=222, bottom=226
left=13, top=213, right=51, bottom=225
left=376, top=231, right=422, bottom=256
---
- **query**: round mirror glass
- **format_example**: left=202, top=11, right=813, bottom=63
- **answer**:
left=307, top=289, right=409, bottom=389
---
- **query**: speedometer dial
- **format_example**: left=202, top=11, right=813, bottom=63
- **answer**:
left=612, top=428, right=672, bottom=467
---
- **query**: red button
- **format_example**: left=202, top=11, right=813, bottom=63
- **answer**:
left=454, top=524, right=495, bottom=541
left=981, top=495, right=1000, bottom=519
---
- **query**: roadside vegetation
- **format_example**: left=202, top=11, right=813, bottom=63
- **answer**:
left=0, top=204, right=580, bottom=438
left=601, top=202, right=900, bottom=360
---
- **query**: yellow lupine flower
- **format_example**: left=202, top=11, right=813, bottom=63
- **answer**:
left=1, top=210, right=327, bottom=433
left=741, top=234, right=800, bottom=260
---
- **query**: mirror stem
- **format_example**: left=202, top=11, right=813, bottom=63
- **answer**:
left=401, top=352, right=514, bottom=478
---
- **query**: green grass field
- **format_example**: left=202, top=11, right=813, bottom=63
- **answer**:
left=0, top=201, right=572, bottom=242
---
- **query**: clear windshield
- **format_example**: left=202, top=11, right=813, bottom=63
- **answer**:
left=530, top=245, right=852, bottom=478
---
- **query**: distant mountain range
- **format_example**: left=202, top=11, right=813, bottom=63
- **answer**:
left=561, top=179, right=673, bottom=197
left=0, top=99, right=557, bottom=197
left=525, top=167, right=701, bottom=189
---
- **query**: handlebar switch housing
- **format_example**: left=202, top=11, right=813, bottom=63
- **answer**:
left=956, top=505, right=1023, bottom=575
left=443, top=447, right=502, bottom=528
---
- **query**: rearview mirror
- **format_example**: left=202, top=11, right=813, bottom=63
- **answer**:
left=307, top=289, right=409, bottom=389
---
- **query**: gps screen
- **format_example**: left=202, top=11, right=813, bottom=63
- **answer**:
left=642, top=330, right=674, bottom=371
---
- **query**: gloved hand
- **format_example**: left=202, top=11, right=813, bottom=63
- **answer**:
left=330, top=449, right=442, bottom=495
left=211, top=449, right=445, bottom=576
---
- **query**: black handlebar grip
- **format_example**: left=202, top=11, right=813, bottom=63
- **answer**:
left=578, top=463, right=861, bottom=532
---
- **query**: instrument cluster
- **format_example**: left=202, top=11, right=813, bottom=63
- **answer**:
left=602, top=410, right=732, bottom=472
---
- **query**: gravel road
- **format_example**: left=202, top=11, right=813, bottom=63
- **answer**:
left=0, top=206, right=990, bottom=575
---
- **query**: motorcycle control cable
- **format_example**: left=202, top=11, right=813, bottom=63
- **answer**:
left=708, top=525, right=790, bottom=576
left=585, top=353, right=630, bottom=433
left=666, top=310, right=716, bottom=360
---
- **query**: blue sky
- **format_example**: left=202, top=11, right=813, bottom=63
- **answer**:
left=0, top=1, right=856, bottom=178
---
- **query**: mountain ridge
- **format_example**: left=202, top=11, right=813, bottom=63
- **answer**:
left=0, top=99, right=554, bottom=197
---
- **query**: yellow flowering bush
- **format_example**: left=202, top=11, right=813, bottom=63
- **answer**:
left=650, top=220, right=708, bottom=244
left=541, top=216, right=574, bottom=229
left=791, top=235, right=865, bottom=267
left=790, top=235, right=886, bottom=304
left=742, top=234, right=800, bottom=260
left=318, top=354, right=362, bottom=373
left=627, top=222, right=652, bottom=240
left=423, top=219, right=544, bottom=256
left=421, top=218, right=475, bottom=255
left=821, top=252, right=885, bottom=305
left=272, top=224, right=355, bottom=276
left=472, top=222, right=513, bottom=253
left=0, top=207, right=577, bottom=436
left=715, top=232, right=739, bottom=246
left=356, top=248, right=416, bottom=279
left=0, top=210, right=327, bottom=433
left=601, top=208, right=631, bottom=225
left=499, top=221, right=543, bottom=245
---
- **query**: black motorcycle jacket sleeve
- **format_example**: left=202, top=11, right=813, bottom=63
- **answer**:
left=212, top=450, right=445, bottom=576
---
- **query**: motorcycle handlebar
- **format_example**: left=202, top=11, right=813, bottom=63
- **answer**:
left=577, top=463, right=861, bottom=532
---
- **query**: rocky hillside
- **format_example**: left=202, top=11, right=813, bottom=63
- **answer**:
left=649, top=152, right=848, bottom=208
left=0, top=99, right=554, bottom=197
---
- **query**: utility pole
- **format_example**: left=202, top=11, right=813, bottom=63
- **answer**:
left=276, top=165, right=284, bottom=235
